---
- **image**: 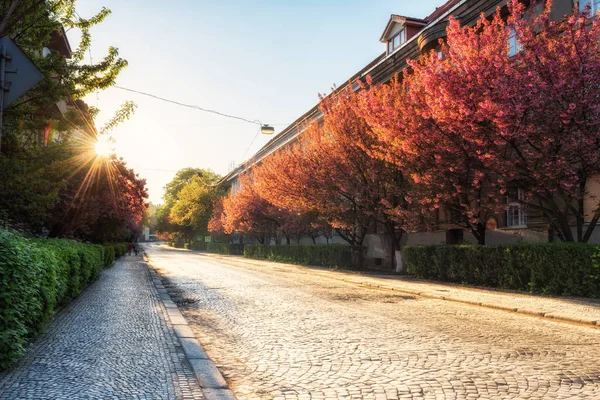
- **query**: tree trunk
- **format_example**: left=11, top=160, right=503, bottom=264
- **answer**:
left=473, top=222, right=486, bottom=245
left=385, top=222, right=403, bottom=271
left=583, top=212, right=600, bottom=243
left=557, top=214, right=574, bottom=242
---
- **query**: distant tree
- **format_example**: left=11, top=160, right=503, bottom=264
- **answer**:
left=169, top=174, right=224, bottom=240
left=156, top=168, right=205, bottom=240
left=162, top=168, right=206, bottom=208
left=156, top=168, right=222, bottom=241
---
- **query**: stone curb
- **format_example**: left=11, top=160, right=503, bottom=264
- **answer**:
left=144, top=256, right=236, bottom=400
left=193, top=250, right=600, bottom=330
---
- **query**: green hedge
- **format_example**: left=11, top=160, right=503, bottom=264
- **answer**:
left=405, top=244, right=600, bottom=297
left=0, top=230, right=112, bottom=370
left=113, top=243, right=128, bottom=258
left=189, top=241, right=206, bottom=251
left=102, top=242, right=128, bottom=267
left=206, top=242, right=244, bottom=255
left=244, top=244, right=356, bottom=269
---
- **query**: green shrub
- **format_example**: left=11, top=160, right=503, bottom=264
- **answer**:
left=113, top=243, right=128, bottom=258
left=206, top=242, right=244, bottom=255
left=184, top=243, right=191, bottom=250
left=244, top=244, right=356, bottom=269
left=0, top=230, right=108, bottom=370
left=102, top=244, right=116, bottom=268
left=405, top=243, right=600, bottom=297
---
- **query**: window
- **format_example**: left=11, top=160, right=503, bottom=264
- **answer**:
left=508, top=28, right=522, bottom=57
left=387, top=29, right=407, bottom=54
left=580, top=0, right=600, bottom=14
left=506, top=189, right=528, bottom=228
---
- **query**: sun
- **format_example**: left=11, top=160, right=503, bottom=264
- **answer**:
left=95, top=134, right=114, bottom=157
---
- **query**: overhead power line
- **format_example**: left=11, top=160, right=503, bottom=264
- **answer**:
left=240, top=128, right=261, bottom=161
left=114, top=85, right=264, bottom=126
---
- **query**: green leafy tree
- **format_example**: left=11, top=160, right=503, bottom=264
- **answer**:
left=170, top=175, right=224, bottom=240
left=0, top=2, right=146, bottom=241
left=157, top=168, right=222, bottom=240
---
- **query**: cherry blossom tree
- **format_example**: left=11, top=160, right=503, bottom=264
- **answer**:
left=358, top=0, right=600, bottom=243
left=493, top=1, right=600, bottom=241
left=254, top=86, right=419, bottom=265
left=220, top=173, right=283, bottom=244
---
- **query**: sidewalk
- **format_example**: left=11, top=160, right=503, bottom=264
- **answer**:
left=0, top=256, right=232, bottom=400
left=198, top=251, right=600, bottom=328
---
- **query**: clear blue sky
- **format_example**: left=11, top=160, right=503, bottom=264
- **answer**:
left=71, top=0, right=442, bottom=204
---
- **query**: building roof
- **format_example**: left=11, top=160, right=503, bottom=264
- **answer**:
left=425, top=0, right=462, bottom=22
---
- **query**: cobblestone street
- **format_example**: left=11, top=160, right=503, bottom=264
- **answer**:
left=148, top=244, right=600, bottom=400
left=0, top=256, right=205, bottom=400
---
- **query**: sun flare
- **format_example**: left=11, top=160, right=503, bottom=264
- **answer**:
left=95, top=135, right=114, bottom=157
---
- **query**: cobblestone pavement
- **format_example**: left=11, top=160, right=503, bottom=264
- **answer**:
left=204, top=253, right=600, bottom=327
left=0, top=256, right=205, bottom=400
left=147, top=244, right=600, bottom=400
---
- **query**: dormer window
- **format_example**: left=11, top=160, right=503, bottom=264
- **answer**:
left=387, top=29, right=406, bottom=53
left=380, top=14, right=426, bottom=56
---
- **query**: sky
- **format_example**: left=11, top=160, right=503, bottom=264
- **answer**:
left=70, top=0, right=442, bottom=204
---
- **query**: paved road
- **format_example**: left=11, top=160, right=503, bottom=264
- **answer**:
left=0, top=256, right=205, bottom=400
left=147, top=244, right=600, bottom=400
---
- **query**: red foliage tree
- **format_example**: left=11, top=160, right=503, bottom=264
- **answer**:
left=221, top=173, right=283, bottom=244
left=48, top=153, right=148, bottom=242
left=255, top=86, right=418, bottom=264
left=358, top=15, right=512, bottom=244
left=207, top=197, right=225, bottom=235
left=490, top=1, right=600, bottom=241
left=358, top=1, right=600, bottom=243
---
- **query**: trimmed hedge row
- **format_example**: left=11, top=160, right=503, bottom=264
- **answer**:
left=101, top=242, right=128, bottom=268
left=244, top=244, right=356, bottom=269
left=0, top=230, right=123, bottom=369
left=206, top=242, right=244, bottom=255
left=404, top=244, right=600, bottom=297
left=190, top=241, right=206, bottom=251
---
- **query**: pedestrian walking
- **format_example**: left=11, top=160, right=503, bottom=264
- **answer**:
left=133, top=243, right=139, bottom=256
left=127, top=242, right=133, bottom=256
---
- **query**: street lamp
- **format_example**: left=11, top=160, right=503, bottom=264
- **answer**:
left=260, top=124, right=275, bottom=135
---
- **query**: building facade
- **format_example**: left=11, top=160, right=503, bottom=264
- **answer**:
left=220, top=0, right=600, bottom=267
